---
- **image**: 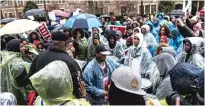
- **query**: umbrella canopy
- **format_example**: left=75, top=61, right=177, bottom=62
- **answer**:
left=0, top=19, right=41, bottom=36
left=0, top=18, right=18, bottom=24
left=170, top=10, right=184, bottom=15
left=51, top=10, right=69, bottom=17
left=24, top=9, right=45, bottom=16
left=64, top=13, right=102, bottom=29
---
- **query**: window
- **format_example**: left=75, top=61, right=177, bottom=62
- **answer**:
left=145, top=5, right=150, bottom=15
left=8, top=1, right=13, bottom=6
left=138, top=4, right=157, bottom=15
left=151, top=5, right=156, bottom=14
left=8, top=13, right=13, bottom=17
left=4, top=13, right=8, bottom=18
left=62, top=0, right=66, bottom=3
left=18, top=12, right=23, bottom=18
left=121, top=6, right=126, bottom=15
left=18, top=0, right=23, bottom=6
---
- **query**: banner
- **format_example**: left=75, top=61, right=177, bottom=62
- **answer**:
left=109, top=25, right=126, bottom=35
left=38, top=23, right=51, bottom=42
left=48, top=12, right=56, bottom=21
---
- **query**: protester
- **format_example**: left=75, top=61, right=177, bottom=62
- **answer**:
left=63, top=28, right=72, bottom=39
left=28, top=31, right=41, bottom=43
left=123, top=25, right=133, bottom=39
left=106, top=31, right=125, bottom=60
left=0, top=39, right=31, bottom=105
left=66, top=39, right=75, bottom=58
left=124, top=33, right=156, bottom=79
left=109, top=66, right=146, bottom=105
left=141, top=24, right=157, bottom=49
left=176, top=37, right=205, bottom=69
left=30, top=60, right=90, bottom=106
left=73, top=28, right=88, bottom=60
left=29, top=31, right=83, bottom=99
left=153, top=53, right=177, bottom=99
left=83, top=44, right=120, bottom=105
left=87, top=33, right=102, bottom=61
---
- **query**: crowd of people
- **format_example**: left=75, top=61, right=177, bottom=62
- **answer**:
left=0, top=11, right=204, bottom=106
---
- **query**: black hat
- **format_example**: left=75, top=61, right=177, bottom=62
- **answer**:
left=51, top=31, right=68, bottom=41
left=95, top=44, right=111, bottom=55
left=126, top=25, right=133, bottom=30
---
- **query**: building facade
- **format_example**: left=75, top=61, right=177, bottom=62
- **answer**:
left=1, top=0, right=183, bottom=18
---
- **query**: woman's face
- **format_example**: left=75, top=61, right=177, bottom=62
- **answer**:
left=184, top=42, right=192, bottom=53
left=22, top=41, right=27, bottom=45
left=37, top=43, right=43, bottom=49
left=65, top=31, right=70, bottom=36
left=160, top=36, right=166, bottom=43
left=133, top=23, right=137, bottom=27
left=92, top=28, right=99, bottom=34
left=20, top=43, right=26, bottom=54
left=160, top=27, right=166, bottom=35
left=76, top=31, right=81, bottom=38
left=31, top=34, right=37, bottom=40
left=193, top=24, right=201, bottom=32
left=134, top=36, right=140, bottom=47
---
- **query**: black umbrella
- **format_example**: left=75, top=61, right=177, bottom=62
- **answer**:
left=25, top=9, right=45, bottom=16
left=0, top=18, right=18, bottom=24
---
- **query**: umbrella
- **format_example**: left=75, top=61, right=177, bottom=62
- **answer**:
left=170, top=10, right=184, bottom=15
left=100, top=14, right=110, bottom=18
left=51, top=10, right=69, bottom=17
left=64, top=13, right=102, bottom=29
left=0, top=19, right=41, bottom=36
left=24, top=9, right=45, bottom=16
left=0, top=18, right=18, bottom=24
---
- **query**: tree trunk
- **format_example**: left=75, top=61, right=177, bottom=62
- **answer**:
left=43, top=0, right=49, bottom=22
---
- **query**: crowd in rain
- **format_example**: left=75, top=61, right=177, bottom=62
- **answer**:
left=0, top=9, right=204, bottom=106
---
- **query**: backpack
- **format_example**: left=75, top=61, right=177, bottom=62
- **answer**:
left=169, top=63, right=203, bottom=95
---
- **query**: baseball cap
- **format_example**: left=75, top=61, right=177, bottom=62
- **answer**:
left=51, top=31, right=68, bottom=41
left=111, top=66, right=147, bottom=96
left=95, top=44, right=111, bottom=55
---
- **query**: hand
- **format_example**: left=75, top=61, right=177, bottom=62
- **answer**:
left=79, top=81, right=86, bottom=97
left=175, top=97, right=180, bottom=106
left=94, top=39, right=100, bottom=45
left=176, top=18, right=184, bottom=27
left=102, top=90, right=108, bottom=97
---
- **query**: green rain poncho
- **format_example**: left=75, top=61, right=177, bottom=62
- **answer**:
left=30, top=60, right=90, bottom=106
left=0, top=50, right=31, bottom=105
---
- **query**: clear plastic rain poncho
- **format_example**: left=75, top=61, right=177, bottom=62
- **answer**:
left=153, top=53, right=177, bottom=99
left=30, top=60, right=90, bottom=106
left=176, top=37, right=205, bottom=69
left=0, top=51, right=31, bottom=105
left=124, top=33, right=159, bottom=80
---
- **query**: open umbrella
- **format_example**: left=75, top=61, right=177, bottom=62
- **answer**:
left=64, top=13, right=102, bottom=29
left=25, top=9, right=45, bottom=16
left=51, top=10, right=69, bottom=17
left=0, top=19, right=41, bottom=36
left=0, top=18, right=18, bottom=24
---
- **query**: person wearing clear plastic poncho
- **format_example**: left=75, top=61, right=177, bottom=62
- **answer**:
left=176, top=37, right=205, bottom=69
left=124, top=33, right=160, bottom=86
left=0, top=39, right=32, bottom=105
left=153, top=53, right=177, bottom=100
left=30, top=60, right=90, bottom=106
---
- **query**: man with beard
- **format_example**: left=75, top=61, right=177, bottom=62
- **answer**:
left=83, top=44, right=120, bottom=105
left=106, top=31, right=125, bottom=60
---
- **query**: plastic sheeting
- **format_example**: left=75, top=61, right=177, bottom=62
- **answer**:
left=30, top=60, right=75, bottom=105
